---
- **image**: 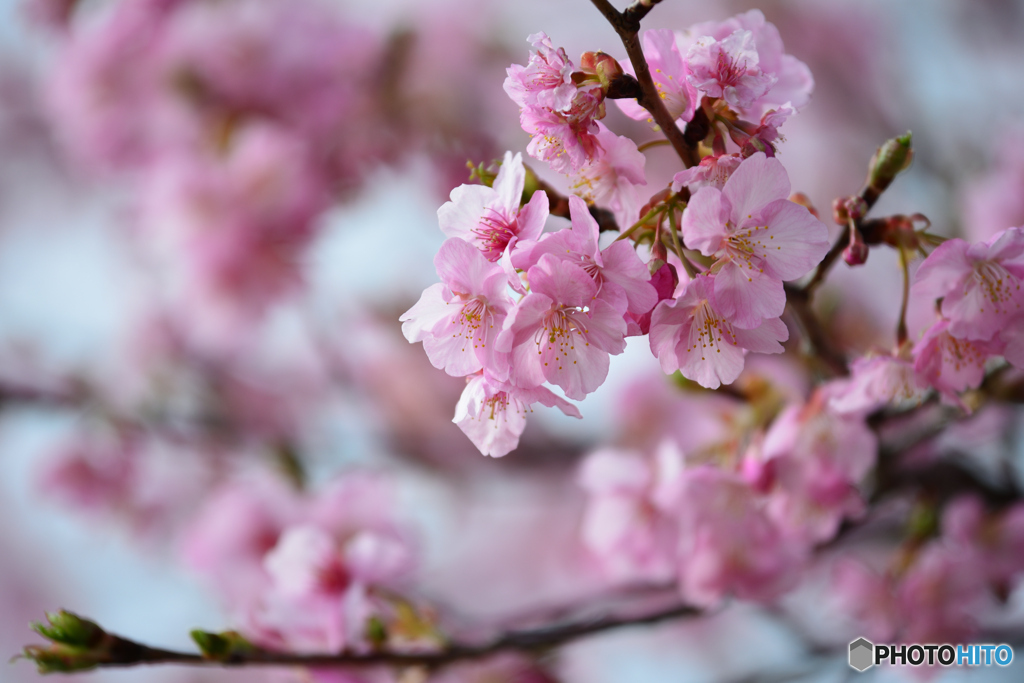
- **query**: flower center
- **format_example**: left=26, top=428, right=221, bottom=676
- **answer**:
left=473, top=208, right=519, bottom=261
left=449, top=295, right=491, bottom=351
left=688, top=300, right=737, bottom=360
left=971, top=260, right=1021, bottom=314
left=725, top=224, right=771, bottom=273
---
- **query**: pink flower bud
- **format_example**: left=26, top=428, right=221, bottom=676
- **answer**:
left=843, top=228, right=869, bottom=266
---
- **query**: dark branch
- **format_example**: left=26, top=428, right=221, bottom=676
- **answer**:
left=22, top=602, right=700, bottom=673
left=783, top=284, right=848, bottom=376
left=588, top=0, right=701, bottom=167
left=622, top=0, right=666, bottom=28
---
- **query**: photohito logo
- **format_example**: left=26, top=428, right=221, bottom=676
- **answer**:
left=849, top=638, right=1014, bottom=671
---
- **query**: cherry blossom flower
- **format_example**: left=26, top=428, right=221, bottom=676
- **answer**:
left=400, top=238, right=514, bottom=379
left=503, top=32, right=577, bottom=113
left=627, top=261, right=678, bottom=336
left=615, top=29, right=697, bottom=126
left=519, top=89, right=605, bottom=175
left=180, top=474, right=300, bottom=608
left=733, top=104, right=795, bottom=157
left=569, top=124, right=647, bottom=227
left=682, top=10, right=814, bottom=116
left=913, top=227, right=1024, bottom=342
left=686, top=30, right=775, bottom=112
left=827, top=353, right=926, bottom=414
left=505, top=33, right=606, bottom=174
left=663, top=466, right=804, bottom=606
left=680, top=152, right=829, bottom=328
left=454, top=371, right=581, bottom=458
left=999, top=314, right=1024, bottom=369
left=671, top=154, right=741, bottom=193
left=500, top=253, right=627, bottom=400
left=756, top=398, right=877, bottom=543
left=577, top=445, right=682, bottom=583
left=46, top=0, right=186, bottom=170
left=140, top=123, right=331, bottom=341
left=513, top=195, right=657, bottom=321
left=648, top=274, right=789, bottom=390
left=913, top=318, right=1002, bottom=407
left=943, top=496, right=1024, bottom=587
left=256, top=524, right=413, bottom=654
left=438, top=151, right=549, bottom=262
left=894, top=544, right=989, bottom=644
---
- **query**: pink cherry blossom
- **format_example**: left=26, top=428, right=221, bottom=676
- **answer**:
left=833, top=548, right=990, bottom=645
left=913, top=318, right=1002, bottom=406
left=500, top=253, right=627, bottom=400
left=503, top=32, right=577, bottom=113
left=520, top=89, right=604, bottom=175
left=913, top=227, right=1024, bottom=341
left=757, top=398, right=877, bottom=543
left=943, top=496, right=1024, bottom=587
left=438, top=151, right=549, bottom=262
left=680, top=153, right=829, bottom=328
left=400, top=238, right=514, bottom=379
left=615, top=29, right=697, bottom=126
left=686, top=30, right=775, bottom=112
left=894, top=544, right=989, bottom=644
left=577, top=445, right=682, bottom=583
left=627, top=261, right=678, bottom=336
left=831, top=560, right=899, bottom=642
left=663, top=466, right=804, bottom=606
left=46, top=0, right=187, bottom=170
left=671, top=154, right=741, bottom=193
left=999, top=314, right=1024, bottom=369
left=513, top=195, right=657, bottom=321
left=141, top=122, right=331, bottom=339
left=453, top=371, right=581, bottom=458
left=180, top=474, right=300, bottom=608
left=505, top=33, right=606, bottom=175
left=682, top=10, right=814, bottom=116
left=569, top=123, right=647, bottom=227
left=648, top=274, right=789, bottom=390
left=256, top=524, right=412, bottom=654
left=733, top=104, right=795, bottom=157
left=827, top=353, right=926, bottom=415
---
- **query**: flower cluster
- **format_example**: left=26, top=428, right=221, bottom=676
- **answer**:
left=578, top=390, right=876, bottom=606
left=824, top=225, right=1024, bottom=413
left=45, top=0, right=498, bottom=345
left=182, top=472, right=419, bottom=655
left=405, top=10, right=830, bottom=457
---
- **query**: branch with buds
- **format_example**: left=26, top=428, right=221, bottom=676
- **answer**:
left=20, top=604, right=699, bottom=674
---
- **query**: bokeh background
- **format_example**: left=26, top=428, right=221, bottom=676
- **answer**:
left=2, top=0, right=1024, bottom=681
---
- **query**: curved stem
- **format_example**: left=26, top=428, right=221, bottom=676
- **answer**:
left=896, top=246, right=910, bottom=346
left=637, top=139, right=671, bottom=153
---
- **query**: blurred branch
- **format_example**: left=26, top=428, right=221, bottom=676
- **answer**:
left=21, top=602, right=700, bottom=674
left=589, top=0, right=701, bottom=167
left=534, top=177, right=621, bottom=232
left=783, top=284, right=848, bottom=377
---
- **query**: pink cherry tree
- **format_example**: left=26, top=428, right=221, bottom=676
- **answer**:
left=13, top=1, right=1024, bottom=681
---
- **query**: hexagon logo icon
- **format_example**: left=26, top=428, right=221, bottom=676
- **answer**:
left=849, top=638, right=874, bottom=672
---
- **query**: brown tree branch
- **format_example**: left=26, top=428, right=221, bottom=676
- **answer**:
left=589, top=0, right=701, bottom=167
left=22, top=602, right=700, bottom=674
left=783, top=284, right=848, bottom=376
